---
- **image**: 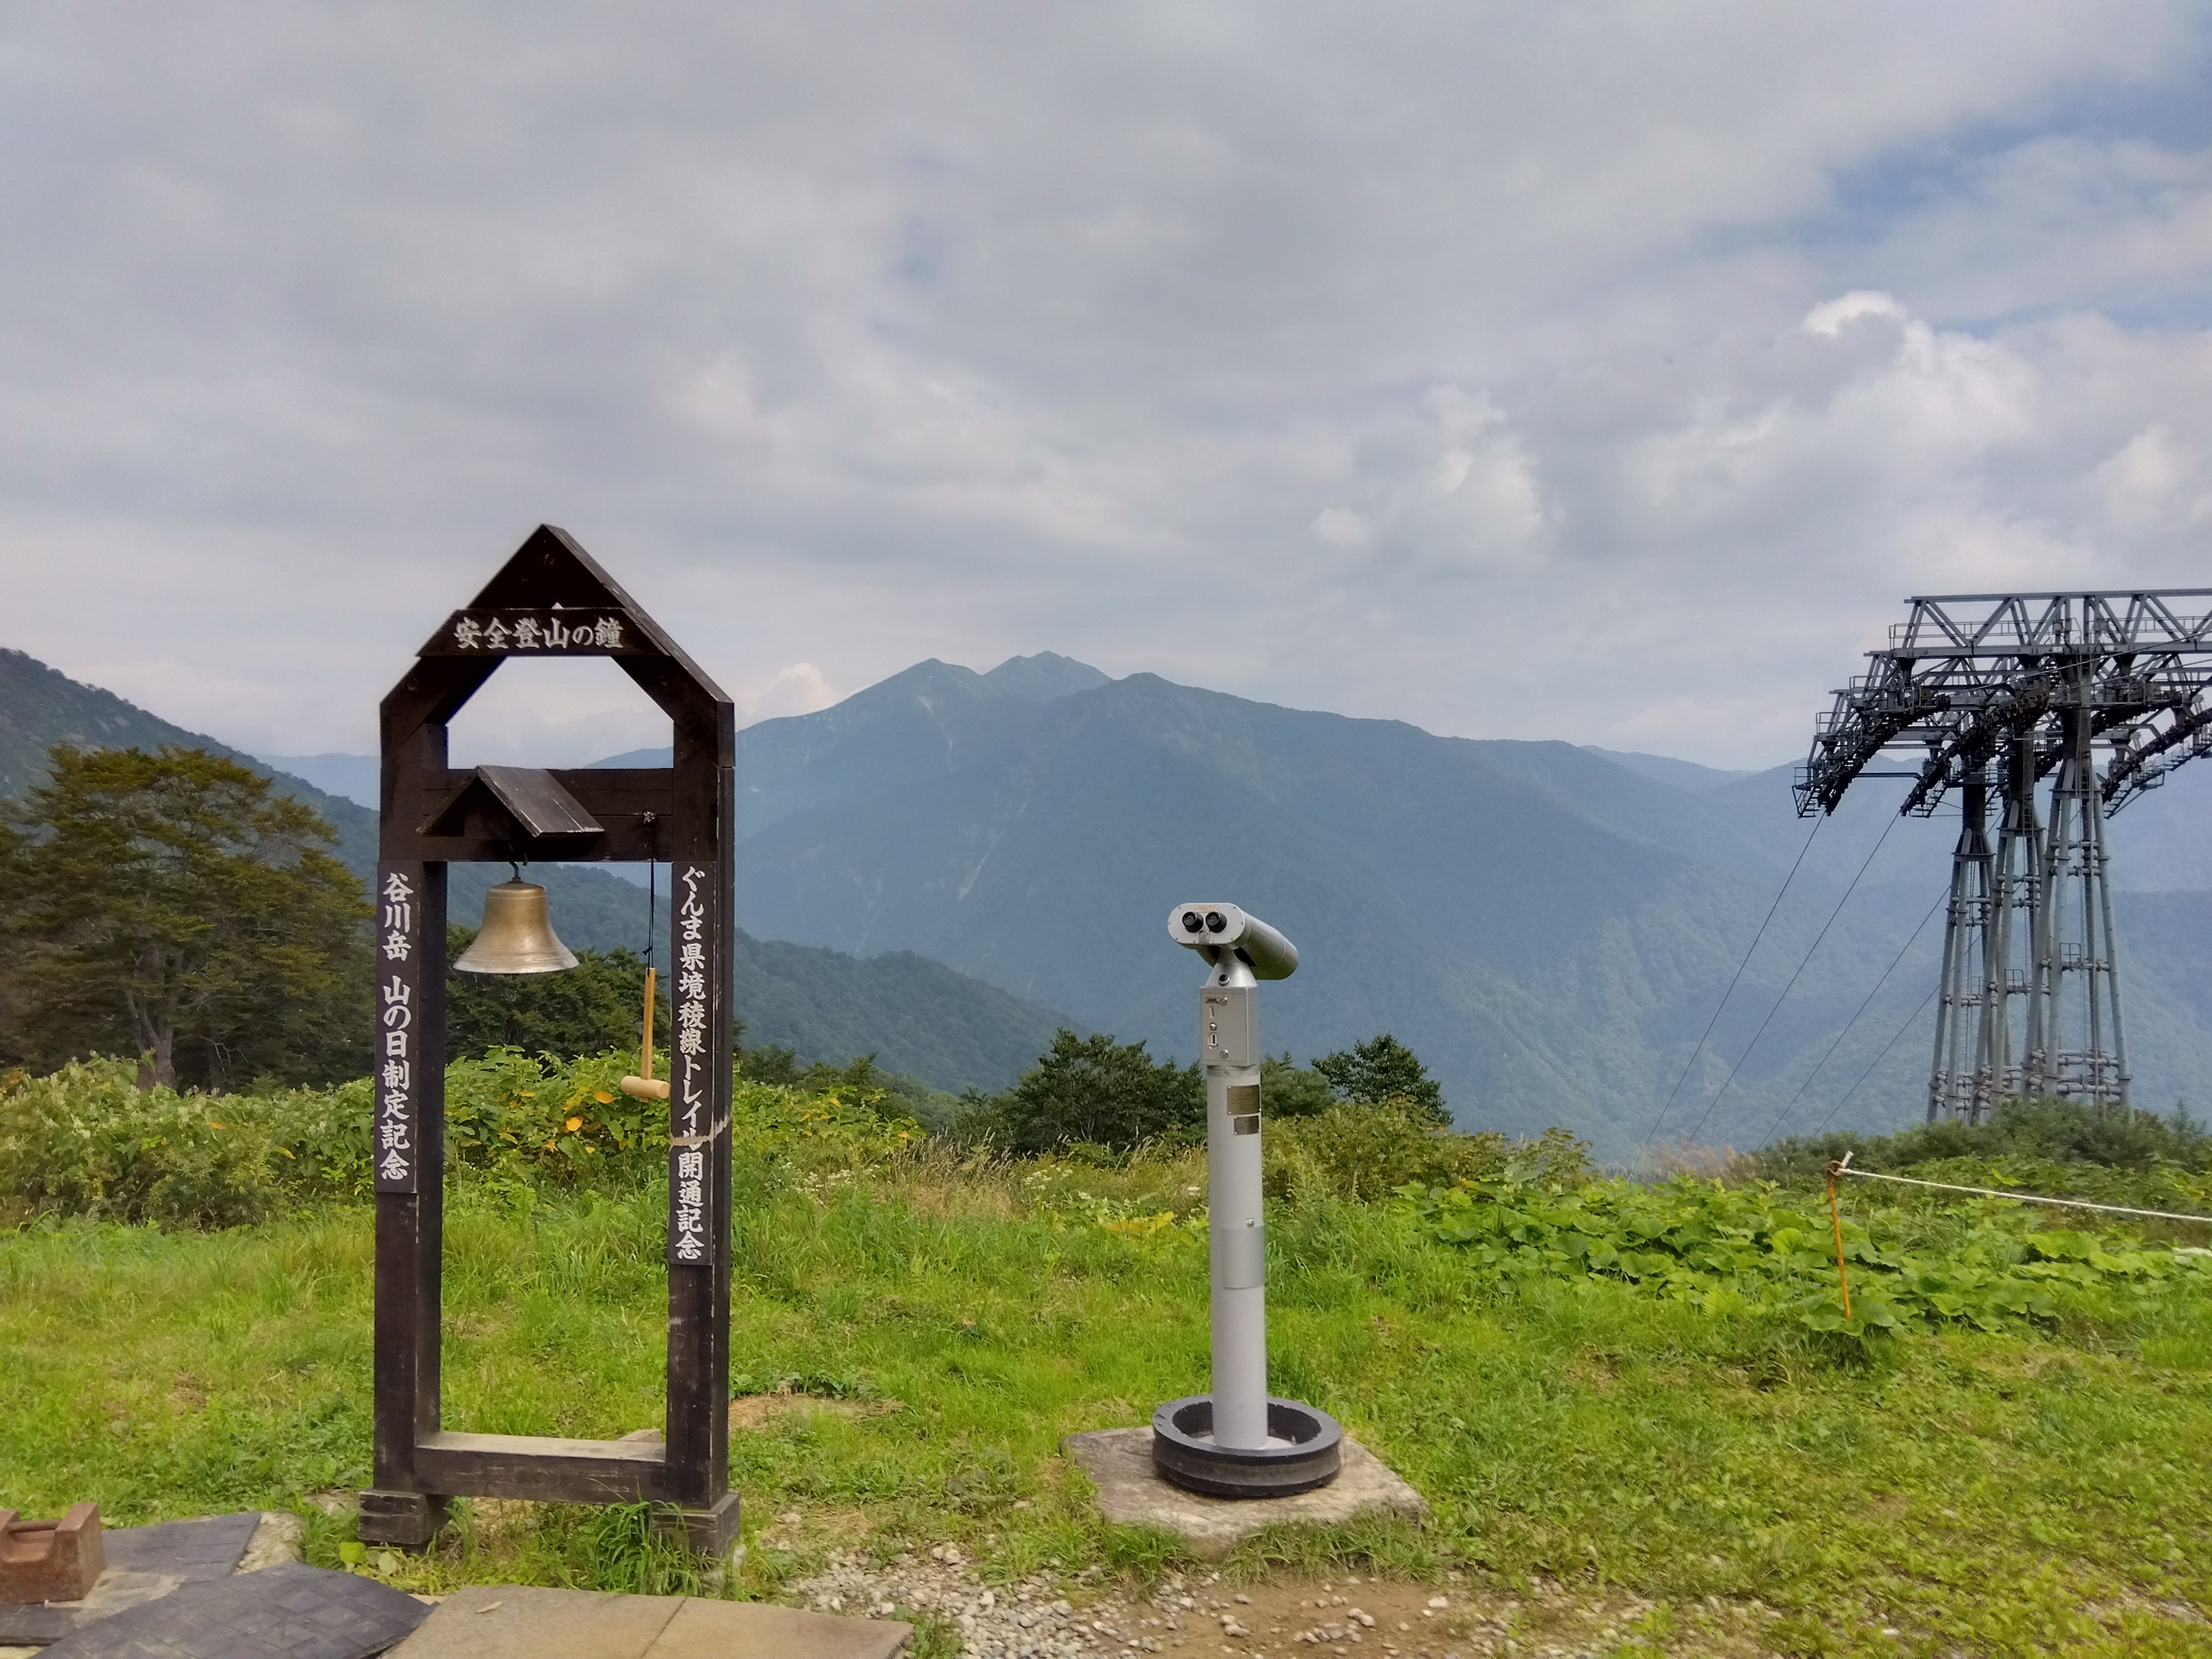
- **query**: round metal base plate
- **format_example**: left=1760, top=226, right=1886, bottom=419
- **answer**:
left=1150, top=1395, right=1344, bottom=1498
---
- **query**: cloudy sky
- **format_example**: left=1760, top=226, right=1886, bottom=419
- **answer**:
left=4, top=3, right=2210, bottom=769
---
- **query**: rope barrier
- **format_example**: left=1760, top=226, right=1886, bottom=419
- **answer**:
left=1824, top=1155, right=2212, bottom=1226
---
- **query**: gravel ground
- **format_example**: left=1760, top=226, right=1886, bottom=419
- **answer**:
left=788, top=1545, right=1781, bottom=1658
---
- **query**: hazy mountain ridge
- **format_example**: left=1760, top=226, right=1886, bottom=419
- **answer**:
left=725, top=665, right=2212, bottom=1153
left=2, top=649, right=382, bottom=874
left=0, top=648, right=1071, bottom=1094
left=14, top=643, right=2208, bottom=1151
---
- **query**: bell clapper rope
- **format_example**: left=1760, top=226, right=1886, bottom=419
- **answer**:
left=621, top=848, right=671, bottom=1103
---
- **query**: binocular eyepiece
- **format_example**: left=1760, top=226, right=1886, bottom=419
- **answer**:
left=1166, top=902, right=1298, bottom=980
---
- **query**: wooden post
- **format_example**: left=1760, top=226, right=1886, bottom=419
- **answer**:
left=358, top=526, right=738, bottom=1555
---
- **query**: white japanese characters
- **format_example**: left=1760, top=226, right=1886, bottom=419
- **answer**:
left=447, top=611, right=625, bottom=652
left=375, top=870, right=417, bottom=1190
left=670, top=864, right=710, bottom=1264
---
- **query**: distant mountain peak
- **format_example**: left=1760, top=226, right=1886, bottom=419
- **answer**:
left=979, top=652, right=1112, bottom=700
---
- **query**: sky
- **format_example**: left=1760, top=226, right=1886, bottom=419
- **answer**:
left=4, top=2, right=2211, bottom=770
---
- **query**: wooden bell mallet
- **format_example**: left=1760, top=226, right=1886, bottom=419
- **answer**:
left=619, top=966, right=669, bottom=1102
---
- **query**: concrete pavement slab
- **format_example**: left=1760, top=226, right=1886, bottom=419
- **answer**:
left=385, top=1586, right=680, bottom=1658
left=388, top=1584, right=909, bottom=1659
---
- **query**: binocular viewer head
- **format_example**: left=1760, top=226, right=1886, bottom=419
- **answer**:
left=1167, top=903, right=1298, bottom=980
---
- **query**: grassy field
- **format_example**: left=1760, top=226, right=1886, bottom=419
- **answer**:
left=4, top=1145, right=2210, bottom=1658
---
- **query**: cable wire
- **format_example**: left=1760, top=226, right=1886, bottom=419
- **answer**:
left=1643, top=812, right=1825, bottom=1151
left=1815, top=984, right=1938, bottom=1135
left=1755, top=881, right=1947, bottom=1146
left=1682, top=810, right=1902, bottom=1146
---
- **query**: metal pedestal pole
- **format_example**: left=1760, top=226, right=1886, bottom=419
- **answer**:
left=1151, top=926, right=1340, bottom=1498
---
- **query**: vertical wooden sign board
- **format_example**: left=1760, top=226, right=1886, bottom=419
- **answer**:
left=358, top=526, right=738, bottom=1555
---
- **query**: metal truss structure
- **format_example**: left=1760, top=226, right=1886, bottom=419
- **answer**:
left=1797, top=591, right=2212, bottom=1122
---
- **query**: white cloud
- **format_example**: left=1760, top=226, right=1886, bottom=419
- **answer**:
left=743, top=662, right=840, bottom=725
left=0, top=3, right=2209, bottom=767
left=1803, top=291, right=1909, bottom=336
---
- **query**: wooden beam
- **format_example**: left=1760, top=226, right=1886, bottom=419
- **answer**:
left=413, top=1432, right=677, bottom=1505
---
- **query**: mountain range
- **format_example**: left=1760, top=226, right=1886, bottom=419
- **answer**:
left=0, top=648, right=1067, bottom=1093
left=588, top=655, right=2212, bottom=1156
left=9, top=643, right=2210, bottom=1157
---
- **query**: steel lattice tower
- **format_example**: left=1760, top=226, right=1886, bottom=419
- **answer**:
left=1797, top=591, right=2212, bottom=1122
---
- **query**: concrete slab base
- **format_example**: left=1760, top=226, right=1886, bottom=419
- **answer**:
left=387, top=1585, right=908, bottom=1658
left=1061, top=1427, right=1427, bottom=1561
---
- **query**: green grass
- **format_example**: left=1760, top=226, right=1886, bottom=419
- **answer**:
left=3, top=1158, right=2210, bottom=1656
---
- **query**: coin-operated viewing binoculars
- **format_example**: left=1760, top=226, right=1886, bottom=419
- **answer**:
left=1150, top=904, right=1343, bottom=1497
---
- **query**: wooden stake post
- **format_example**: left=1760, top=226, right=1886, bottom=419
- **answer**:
left=358, top=526, right=738, bottom=1554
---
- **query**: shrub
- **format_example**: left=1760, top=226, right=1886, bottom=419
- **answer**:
left=0, top=1056, right=367, bottom=1227
left=0, top=1046, right=922, bottom=1227
left=1747, top=1096, right=2212, bottom=1184
left=1264, top=1101, right=1590, bottom=1204
left=963, top=1029, right=1202, bottom=1154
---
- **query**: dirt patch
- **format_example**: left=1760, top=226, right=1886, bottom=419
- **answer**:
left=729, top=1392, right=903, bottom=1430
left=455, top=1497, right=539, bottom=1548
left=759, top=1504, right=877, bottom=1554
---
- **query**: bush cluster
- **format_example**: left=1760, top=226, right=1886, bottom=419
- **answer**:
left=1738, top=1096, right=2212, bottom=1220
left=1404, top=1167, right=2212, bottom=1339
left=1746, top=1095, right=2212, bottom=1183
left=0, top=1048, right=922, bottom=1228
left=0, top=1057, right=368, bottom=1227
left=1263, top=1100, right=1590, bottom=1203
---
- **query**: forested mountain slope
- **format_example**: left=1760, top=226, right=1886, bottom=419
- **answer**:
left=725, top=668, right=2212, bottom=1154
left=0, top=649, right=1069, bottom=1093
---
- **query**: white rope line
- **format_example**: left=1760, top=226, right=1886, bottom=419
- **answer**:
left=1830, top=1160, right=2212, bottom=1226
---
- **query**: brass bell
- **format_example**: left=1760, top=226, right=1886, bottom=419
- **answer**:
left=454, top=875, right=578, bottom=975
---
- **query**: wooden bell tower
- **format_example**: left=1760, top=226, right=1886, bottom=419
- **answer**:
left=357, top=525, right=738, bottom=1554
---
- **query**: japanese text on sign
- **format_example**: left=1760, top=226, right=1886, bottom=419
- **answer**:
left=375, top=870, right=416, bottom=1189
left=671, top=864, right=711, bottom=1264
left=431, top=610, right=627, bottom=654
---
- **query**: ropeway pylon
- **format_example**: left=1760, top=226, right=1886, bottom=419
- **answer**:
left=1799, top=591, right=2212, bottom=1122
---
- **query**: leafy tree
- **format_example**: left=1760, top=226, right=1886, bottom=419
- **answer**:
left=1, top=744, right=369, bottom=1088
left=1311, top=1033, right=1449, bottom=1127
left=976, top=1028, right=1202, bottom=1153
left=740, top=1041, right=802, bottom=1086
left=445, top=927, right=669, bottom=1061
left=1260, top=1052, right=1337, bottom=1119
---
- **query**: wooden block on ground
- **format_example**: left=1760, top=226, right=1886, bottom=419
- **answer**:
left=389, top=1585, right=909, bottom=1658
left=1061, top=1426, right=1428, bottom=1561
